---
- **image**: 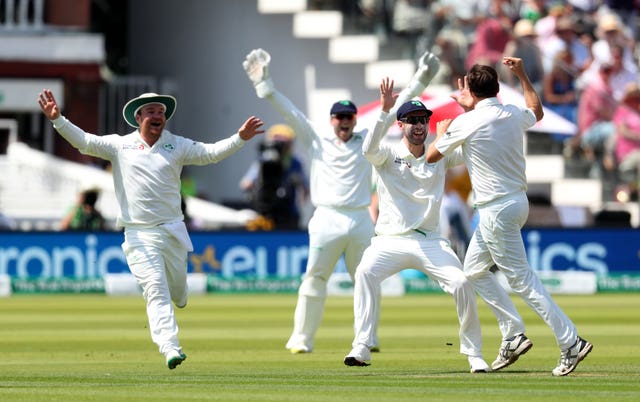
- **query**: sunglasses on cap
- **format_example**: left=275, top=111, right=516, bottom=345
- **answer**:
left=401, top=115, right=429, bottom=125
left=332, top=113, right=355, bottom=121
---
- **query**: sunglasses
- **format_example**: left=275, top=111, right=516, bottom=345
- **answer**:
left=401, top=115, right=429, bottom=125
left=333, top=113, right=354, bottom=121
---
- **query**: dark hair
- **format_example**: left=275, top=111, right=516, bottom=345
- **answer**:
left=467, top=64, right=499, bottom=99
left=82, top=190, right=99, bottom=208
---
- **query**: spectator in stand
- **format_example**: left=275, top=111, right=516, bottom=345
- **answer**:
left=534, top=2, right=569, bottom=50
left=589, top=44, right=637, bottom=103
left=390, top=0, right=431, bottom=59
left=501, top=18, right=545, bottom=95
left=577, top=13, right=637, bottom=94
left=608, top=83, right=640, bottom=200
left=519, top=0, right=548, bottom=23
left=602, top=0, right=639, bottom=41
left=431, top=0, right=487, bottom=87
left=60, top=188, right=106, bottom=231
left=572, top=61, right=618, bottom=178
left=542, top=49, right=579, bottom=128
left=464, top=0, right=512, bottom=71
left=540, top=16, right=592, bottom=75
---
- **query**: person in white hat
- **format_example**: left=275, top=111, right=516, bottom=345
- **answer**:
left=37, top=89, right=264, bottom=369
left=243, top=48, right=440, bottom=355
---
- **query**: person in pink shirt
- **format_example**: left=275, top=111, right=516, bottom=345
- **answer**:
left=609, top=83, right=640, bottom=199
left=464, top=2, right=511, bottom=70
left=571, top=62, right=618, bottom=176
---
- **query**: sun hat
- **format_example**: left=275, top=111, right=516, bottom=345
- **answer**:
left=514, top=19, right=536, bottom=38
left=330, top=100, right=357, bottom=115
left=266, top=124, right=295, bottom=142
left=122, top=93, right=177, bottom=128
left=396, top=100, right=433, bottom=120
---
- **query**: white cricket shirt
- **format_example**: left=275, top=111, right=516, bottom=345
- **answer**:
left=364, top=112, right=463, bottom=236
left=266, top=90, right=372, bottom=209
left=434, top=98, right=536, bottom=206
left=52, top=116, right=245, bottom=228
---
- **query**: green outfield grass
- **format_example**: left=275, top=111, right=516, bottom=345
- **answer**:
left=1, top=292, right=639, bottom=401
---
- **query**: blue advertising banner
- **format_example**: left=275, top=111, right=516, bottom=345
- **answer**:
left=1, top=229, right=639, bottom=279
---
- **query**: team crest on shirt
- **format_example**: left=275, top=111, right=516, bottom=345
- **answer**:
left=163, top=143, right=175, bottom=151
left=393, top=157, right=411, bottom=168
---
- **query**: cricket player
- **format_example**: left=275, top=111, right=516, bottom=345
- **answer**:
left=426, top=57, right=592, bottom=376
left=38, top=89, right=264, bottom=369
left=343, top=78, right=489, bottom=373
left=243, top=48, right=441, bottom=354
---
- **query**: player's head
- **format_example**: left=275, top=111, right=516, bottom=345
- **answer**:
left=330, top=100, right=357, bottom=141
left=123, top=93, right=176, bottom=128
left=467, top=64, right=499, bottom=99
left=396, top=100, right=432, bottom=146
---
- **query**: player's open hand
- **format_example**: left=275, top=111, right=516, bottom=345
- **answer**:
left=380, top=77, right=398, bottom=113
left=451, top=75, right=474, bottom=112
left=37, top=89, right=61, bottom=120
left=238, top=116, right=265, bottom=141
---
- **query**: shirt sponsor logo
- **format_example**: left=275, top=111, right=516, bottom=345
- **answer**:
left=394, top=157, right=411, bottom=168
left=163, top=143, right=175, bottom=151
left=122, top=144, right=139, bottom=150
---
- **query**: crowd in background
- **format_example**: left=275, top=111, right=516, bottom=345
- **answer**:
left=311, top=0, right=640, bottom=204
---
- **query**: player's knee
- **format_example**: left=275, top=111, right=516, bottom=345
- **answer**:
left=299, top=276, right=327, bottom=298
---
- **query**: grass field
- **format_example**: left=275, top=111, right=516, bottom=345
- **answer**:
left=1, top=292, right=639, bottom=401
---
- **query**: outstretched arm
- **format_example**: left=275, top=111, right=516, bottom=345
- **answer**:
left=237, top=116, right=265, bottom=141
left=38, top=89, right=61, bottom=120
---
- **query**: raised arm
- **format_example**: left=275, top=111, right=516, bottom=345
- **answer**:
left=363, top=77, right=397, bottom=164
left=37, top=89, right=61, bottom=120
left=502, top=56, right=544, bottom=122
left=243, top=48, right=315, bottom=147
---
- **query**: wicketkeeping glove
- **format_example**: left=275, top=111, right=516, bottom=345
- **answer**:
left=243, top=48, right=275, bottom=98
left=404, top=50, right=441, bottom=98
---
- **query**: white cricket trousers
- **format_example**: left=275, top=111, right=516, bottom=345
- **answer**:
left=286, top=206, right=374, bottom=351
left=464, top=192, right=577, bottom=349
left=122, top=223, right=191, bottom=355
left=351, top=232, right=483, bottom=358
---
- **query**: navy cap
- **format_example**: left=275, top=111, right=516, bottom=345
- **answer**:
left=396, top=100, right=433, bottom=120
left=330, top=100, right=357, bottom=115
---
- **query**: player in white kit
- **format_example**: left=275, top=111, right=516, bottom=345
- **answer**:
left=426, top=57, right=592, bottom=376
left=243, top=48, right=442, bottom=354
left=38, top=89, right=264, bottom=369
left=343, top=78, right=489, bottom=373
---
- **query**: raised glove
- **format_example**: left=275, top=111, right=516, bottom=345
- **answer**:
left=403, top=50, right=441, bottom=99
left=243, top=48, right=274, bottom=98
left=414, top=50, right=440, bottom=87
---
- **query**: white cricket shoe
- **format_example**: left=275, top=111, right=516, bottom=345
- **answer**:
left=552, top=336, right=593, bottom=376
left=165, top=349, right=187, bottom=370
left=288, top=345, right=311, bottom=354
left=344, top=344, right=371, bottom=367
left=468, top=356, right=491, bottom=373
left=491, top=333, right=533, bottom=371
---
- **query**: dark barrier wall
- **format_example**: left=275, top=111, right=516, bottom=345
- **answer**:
left=1, top=229, right=639, bottom=279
